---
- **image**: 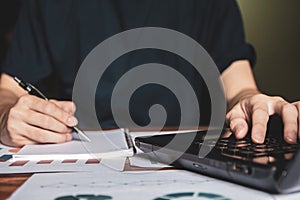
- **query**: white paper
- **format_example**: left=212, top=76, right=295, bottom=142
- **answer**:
left=10, top=170, right=276, bottom=200
left=0, top=129, right=128, bottom=173
left=0, top=159, right=110, bottom=174
left=101, top=157, right=127, bottom=171
left=129, top=152, right=171, bottom=168
left=274, top=194, right=300, bottom=200
left=14, top=129, right=133, bottom=160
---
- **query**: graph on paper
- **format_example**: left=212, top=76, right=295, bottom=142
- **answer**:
left=0, top=153, right=105, bottom=174
left=10, top=170, right=273, bottom=200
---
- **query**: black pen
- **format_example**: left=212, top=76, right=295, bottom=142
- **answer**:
left=13, top=76, right=91, bottom=142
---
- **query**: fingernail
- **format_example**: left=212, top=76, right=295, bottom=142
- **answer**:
left=253, top=134, right=264, bottom=143
left=285, top=134, right=297, bottom=144
left=236, top=128, right=243, bottom=137
left=286, top=137, right=296, bottom=144
left=235, top=126, right=245, bottom=138
left=67, top=116, right=78, bottom=126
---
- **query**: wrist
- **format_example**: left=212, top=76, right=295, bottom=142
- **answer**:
left=0, top=106, right=12, bottom=145
left=0, top=90, right=18, bottom=145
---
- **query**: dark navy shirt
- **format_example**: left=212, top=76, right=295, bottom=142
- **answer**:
left=2, top=0, right=255, bottom=128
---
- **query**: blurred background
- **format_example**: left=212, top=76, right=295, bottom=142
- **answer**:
left=0, top=0, right=19, bottom=67
left=0, top=1, right=299, bottom=101
left=237, top=0, right=300, bottom=101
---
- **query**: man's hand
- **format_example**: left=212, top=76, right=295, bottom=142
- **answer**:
left=221, top=60, right=299, bottom=144
left=226, top=93, right=300, bottom=144
left=1, top=95, right=77, bottom=147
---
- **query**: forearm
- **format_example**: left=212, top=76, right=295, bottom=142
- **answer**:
left=220, top=60, right=260, bottom=110
left=0, top=89, right=18, bottom=143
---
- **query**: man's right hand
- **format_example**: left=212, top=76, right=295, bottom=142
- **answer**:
left=1, top=95, right=77, bottom=147
left=0, top=73, right=78, bottom=147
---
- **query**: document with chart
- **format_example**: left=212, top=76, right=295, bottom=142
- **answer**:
left=13, top=129, right=134, bottom=160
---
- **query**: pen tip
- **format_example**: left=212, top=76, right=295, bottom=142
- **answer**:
left=73, top=126, right=91, bottom=142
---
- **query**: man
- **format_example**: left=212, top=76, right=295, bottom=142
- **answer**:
left=0, top=0, right=299, bottom=147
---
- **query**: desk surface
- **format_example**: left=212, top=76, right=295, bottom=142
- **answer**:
left=0, top=174, right=31, bottom=199
left=2, top=128, right=300, bottom=200
left=0, top=127, right=219, bottom=200
left=0, top=127, right=212, bottom=199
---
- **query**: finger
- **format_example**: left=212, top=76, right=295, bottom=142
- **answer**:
left=5, top=119, right=49, bottom=147
left=49, top=100, right=76, bottom=114
left=0, top=128, right=38, bottom=147
left=292, top=102, right=300, bottom=139
left=11, top=136, right=38, bottom=147
left=226, top=109, right=249, bottom=139
left=273, top=100, right=298, bottom=144
left=22, top=110, right=72, bottom=134
left=251, top=104, right=269, bottom=144
left=280, top=103, right=299, bottom=144
left=16, top=139, right=38, bottom=146
left=22, top=123, right=72, bottom=144
left=20, top=96, right=78, bottom=127
left=294, top=102, right=300, bottom=139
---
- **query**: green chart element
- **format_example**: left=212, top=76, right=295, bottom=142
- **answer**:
left=154, top=192, right=231, bottom=200
left=0, top=154, right=12, bottom=162
left=55, top=194, right=112, bottom=200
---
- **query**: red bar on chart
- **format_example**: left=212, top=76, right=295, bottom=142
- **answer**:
left=9, top=160, right=29, bottom=166
left=37, top=160, right=53, bottom=164
left=62, top=159, right=78, bottom=163
left=85, top=158, right=101, bottom=164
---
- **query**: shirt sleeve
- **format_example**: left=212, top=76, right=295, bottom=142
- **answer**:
left=202, top=0, right=256, bottom=73
left=1, top=0, right=52, bottom=84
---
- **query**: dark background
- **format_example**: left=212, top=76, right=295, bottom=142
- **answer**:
left=0, top=0, right=19, bottom=66
left=238, top=0, right=300, bottom=101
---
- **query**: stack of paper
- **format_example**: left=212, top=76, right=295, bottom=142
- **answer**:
left=13, top=129, right=134, bottom=160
